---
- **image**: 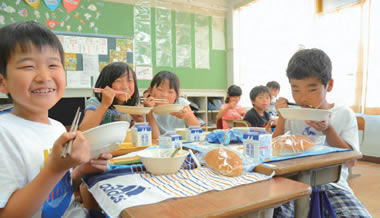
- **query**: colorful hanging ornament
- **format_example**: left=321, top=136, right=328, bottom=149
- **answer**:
left=34, top=10, right=40, bottom=18
left=24, top=0, right=40, bottom=10
left=63, top=0, right=80, bottom=13
left=18, top=9, right=27, bottom=17
left=45, top=19, right=57, bottom=29
left=44, top=0, right=60, bottom=12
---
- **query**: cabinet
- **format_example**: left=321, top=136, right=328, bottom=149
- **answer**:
left=182, top=90, right=225, bottom=131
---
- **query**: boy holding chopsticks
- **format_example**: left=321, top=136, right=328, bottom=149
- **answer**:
left=0, top=21, right=110, bottom=217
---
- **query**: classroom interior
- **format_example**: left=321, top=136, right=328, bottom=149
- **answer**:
left=0, top=0, right=379, bottom=217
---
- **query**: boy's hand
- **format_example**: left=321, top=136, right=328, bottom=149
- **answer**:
left=101, top=86, right=116, bottom=106
left=47, top=131, right=90, bottom=174
left=75, top=153, right=112, bottom=177
left=274, top=97, right=289, bottom=111
left=305, top=120, right=330, bottom=132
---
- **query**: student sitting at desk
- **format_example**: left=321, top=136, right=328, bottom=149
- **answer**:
left=80, top=62, right=141, bottom=131
left=143, top=71, right=200, bottom=139
left=216, top=85, right=246, bottom=129
left=243, top=85, right=273, bottom=132
left=273, top=48, right=370, bottom=217
left=0, top=21, right=110, bottom=217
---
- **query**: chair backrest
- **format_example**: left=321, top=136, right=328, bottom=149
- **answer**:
left=233, top=120, right=251, bottom=127
left=356, top=116, right=364, bottom=131
left=216, top=119, right=223, bottom=129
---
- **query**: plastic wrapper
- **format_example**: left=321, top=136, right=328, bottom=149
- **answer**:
left=200, top=147, right=256, bottom=177
left=272, top=133, right=326, bottom=157
left=205, top=130, right=243, bottom=145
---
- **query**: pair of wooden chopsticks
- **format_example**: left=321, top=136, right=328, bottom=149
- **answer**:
left=61, top=107, right=81, bottom=158
left=93, top=88, right=129, bottom=95
left=140, top=98, right=169, bottom=103
left=287, top=102, right=314, bottom=108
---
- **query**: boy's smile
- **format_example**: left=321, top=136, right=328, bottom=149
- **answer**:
left=289, top=77, right=333, bottom=110
left=0, top=44, right=65, bottom=122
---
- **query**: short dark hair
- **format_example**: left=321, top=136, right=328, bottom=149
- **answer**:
left=266, top=81, right=280, bottom=90
left=249, top=85, right=270, bottom=102
left=94, top=62, right=139, bottom=106
left=149, top=71, right=180, bottom=97
left=286, top=48, right=332, bottom=87
left=0, top=21, right=64, bottom=78
left=225, top=85, right=242, bottom=103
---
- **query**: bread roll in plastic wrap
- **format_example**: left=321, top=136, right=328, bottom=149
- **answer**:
left=205, top=148, right=242, bottom=177
left=272, top=135, right=315, bottom=156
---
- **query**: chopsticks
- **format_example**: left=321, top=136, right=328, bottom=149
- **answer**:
left=61, top=107, right=81, bottom=158
left=140, top=98, right=169, bottom=103
left=93, top=88, right=129, bottom=95
left=287, top=102, right=314, bottom=108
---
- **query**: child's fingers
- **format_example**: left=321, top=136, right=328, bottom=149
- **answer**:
left=97, top=153, right=113, bottom=160
left=70, top=131, right=90, bottom=164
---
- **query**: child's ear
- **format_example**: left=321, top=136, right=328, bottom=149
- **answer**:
left=0, top=74, right=9, bottom=94
left=326, top=79, right=334, bottom=92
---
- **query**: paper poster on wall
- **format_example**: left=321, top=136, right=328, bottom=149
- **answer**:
left=195, top=15, right=210, bottom=69
left=109, top=49, right=126, bottom=62
left=66, top=71, right=91, bottom=88
left=116, top=38, right=133, bottom=52
left=175, top=12, right=191, bottom=68
left=155, top=8, right=172, bottom=67
left=58, top=35, right=108, bottom=55
left=134, top=5, right=152, bottom=65
left=83, top=54, right=99, bottom=80
left=212, top=17, right=225, bottom=50
left=135, top=65, right=152, bottom=80
left=64, top=53, right=77, bottom=70
left=99, top=61, right=109, bottom=72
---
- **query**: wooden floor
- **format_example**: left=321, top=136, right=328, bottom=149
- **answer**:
left=348, top=161, right=380, bottom=217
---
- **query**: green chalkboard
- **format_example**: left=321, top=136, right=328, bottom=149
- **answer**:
left=0, top=1, right=226, bottom=90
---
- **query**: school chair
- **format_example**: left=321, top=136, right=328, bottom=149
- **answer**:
left=216, top=119, right=223, bottom=129
left=222, top=119, right=251, bottom=129
left=348, top=115, right=365, bottom=179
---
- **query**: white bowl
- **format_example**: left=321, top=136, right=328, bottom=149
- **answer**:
left=137, top=149, right=189, bottom=175
left=152, top=104, right=187, bottom=114
left=114, top=105, right=152, bottom=115
left=83, top=121, right=130, bottom=158
left=278, top=108, right=331, bottom=122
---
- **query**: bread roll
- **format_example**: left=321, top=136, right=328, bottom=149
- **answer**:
left=272, top=135, right=315, bottom=156
left=204, top=148, right=242, bottom=177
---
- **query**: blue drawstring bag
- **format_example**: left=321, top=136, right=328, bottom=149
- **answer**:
left=308, top=188, right=336, bottom=218
left=206, top=130, right=243, bottom=145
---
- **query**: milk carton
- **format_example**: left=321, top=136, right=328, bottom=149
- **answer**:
left=186, top=126, right=203, bottom=142
left=243, top=131, right=272, bottom=162
left=158, top=131, right=182, bottom=150
left=131, top=122, right=152, bottom=146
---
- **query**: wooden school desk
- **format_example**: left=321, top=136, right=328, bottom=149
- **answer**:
left=121, top=177, right=311, bottom=218
left=255, top=150, right=362, bottom=218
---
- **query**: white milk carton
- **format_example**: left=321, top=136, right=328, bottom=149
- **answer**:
left=243, top=131, right=272, bottom=162
left=131, top=122, right=152, bottom=146
left=158, top=131, right=182, bottom=150
left=186, top=126, right=203, bottom=142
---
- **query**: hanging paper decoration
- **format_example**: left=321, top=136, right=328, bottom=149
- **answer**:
left=84, top=13, right=91, bottom=20
left=34, top=10, right=40, bottom=18
left=60, top=21, right=64, bottom=27
left=46, top=19, right=57, bottom=29
left=87, top=4, right=96, bottom=11
left=24, top=0, right=40, bottom=10
left=4, top=6, right=16, bottom=13
left=0, top=16, right=4, bottom=25
left=63, top=0, right=80, bottom=13
left=66, top=25, right=71, bottom=31
left=18, top=9, right=27, bottom=17
left=44, top=0, right=60, bottom=11
left=16, top=0, right=21, bottom=5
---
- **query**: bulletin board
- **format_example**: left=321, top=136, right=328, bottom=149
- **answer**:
left=0, top=0, right=227, bottom=90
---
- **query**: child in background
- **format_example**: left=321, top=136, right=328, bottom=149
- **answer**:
left=216, top=85, right=246, bottom=129
left=273, top=48, right=370, bottom=217
left=0, top=21, right=110, bottom=217
left=80, top=62, right=142, bottom=131
left=266, top=81, right=280, bottom=116
left=243, top=85, right=272, bottom=132
left=144, top=71, right=200, bottom=139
